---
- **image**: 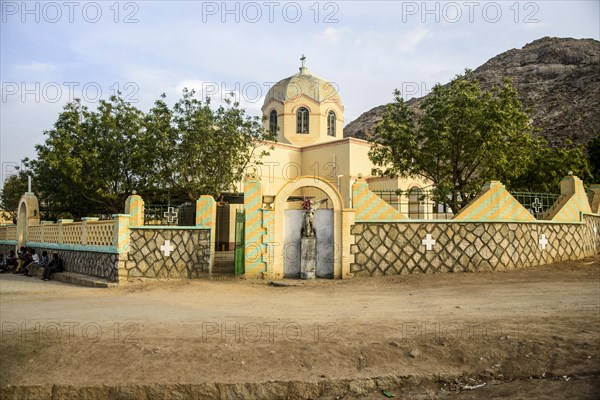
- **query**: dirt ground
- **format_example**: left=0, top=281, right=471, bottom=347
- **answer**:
left=1, top=257, right=599, bottom=399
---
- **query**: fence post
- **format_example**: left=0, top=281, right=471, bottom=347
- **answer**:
left=125, top=194, right=145, bottom=227
left=112, top=214, right=131, bottom=253
left=81, top=217, right=99, bottom=245
left=196, top=196, right=216, bottom=274
left=57, top=219, right=73, bottom=244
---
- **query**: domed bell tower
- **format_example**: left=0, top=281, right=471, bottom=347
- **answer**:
left=262, top=55, right=344, bottom=147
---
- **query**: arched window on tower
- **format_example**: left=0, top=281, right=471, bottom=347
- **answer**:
left=296, top=107, right=309, bottom=134
left=269, top=110, right=278, bottom=135
left=327, top=111, right=336, bottom=136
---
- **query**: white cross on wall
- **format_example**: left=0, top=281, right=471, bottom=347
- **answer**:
left=422, top=234, right=436, bottom=251
left=164, top=207, right=178, bottom=223
left=539, top=234, right=549, bottom=250
left=160, top=240, right=175, bottom=257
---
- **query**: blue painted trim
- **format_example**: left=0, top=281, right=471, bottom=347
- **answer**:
left=0, top=240, right=17, bottom=245
left=131, top=226, right=211, bottom=230
left=25, top=242, right=119, bottom=254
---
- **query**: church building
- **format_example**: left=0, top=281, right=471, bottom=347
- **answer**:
left=215, top=57, right=430, bottom=250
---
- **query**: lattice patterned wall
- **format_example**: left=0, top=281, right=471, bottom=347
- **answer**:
left=6, top=226, right=16, bottom=240
left=43, top=225, right=60, bottom=243
left=28, top=226, right=43, bottom=242
left=61, top=223, right=83, bottom=244
left=86, top=221, right=115, bottom=246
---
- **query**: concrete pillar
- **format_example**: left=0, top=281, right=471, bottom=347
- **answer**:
left=112, top=214, right=131, bottom=253
left=81, top=217, right=99, bottom=245
left=125, top=194, right=145, bottom=227
left=341, top=208, right=356, bottom=278
left=196, top=196, right=217, bottom=274
left=57, top=219, right=73, bottom=244
left=244, top=177, right=266, bottom=278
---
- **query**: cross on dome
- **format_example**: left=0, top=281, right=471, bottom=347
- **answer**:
left=299, top=54, right=309, bottom=74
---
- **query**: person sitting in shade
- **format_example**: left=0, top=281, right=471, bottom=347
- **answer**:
left=0, top=254, right=6, bottom=272
left=42, top=253, right=64, bottom=281
left=25, top=250, right=49, bottom=277
left=23, top=249, right=40, bottom=276
left=4, top=250, right=18, bottom=272
left=15, top=247, right=31, bottom=273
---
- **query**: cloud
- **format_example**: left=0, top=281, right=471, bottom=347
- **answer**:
left=316, top=27, right=351, bottom=44
left=397, top=26, right=430, bottom=52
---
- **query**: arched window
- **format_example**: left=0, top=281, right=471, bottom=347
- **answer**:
left=327, top=111, right=336, bottom=136
left=269, top=110, right=277, bottom=134
left=296, top=107, right=309, bottom=134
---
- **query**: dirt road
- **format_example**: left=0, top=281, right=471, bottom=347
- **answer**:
left=1, top=257, right=599, bottom=399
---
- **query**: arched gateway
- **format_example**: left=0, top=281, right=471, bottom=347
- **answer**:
left=272, top=176, right=345, bottom=278
left=16, top=192, right=40, bottom=249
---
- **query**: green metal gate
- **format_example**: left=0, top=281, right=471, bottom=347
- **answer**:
left=234, top=210, right=245, bottom=275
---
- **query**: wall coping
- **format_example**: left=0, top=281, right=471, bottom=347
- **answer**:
left=130, top=226, right=212, bottom=230
left=25, top=242, right=119, bottom=254
left=353, top=217, right=595, bottom=225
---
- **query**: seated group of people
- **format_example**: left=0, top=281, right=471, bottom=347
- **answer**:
left=0, top=247, right=64, bottom=281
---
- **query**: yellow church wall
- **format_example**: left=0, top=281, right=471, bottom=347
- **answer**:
left=250, top=136, right=434, bottom=210
left=252, top=141, right=302, bottom=196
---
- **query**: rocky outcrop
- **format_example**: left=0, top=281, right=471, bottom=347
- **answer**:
left=344, top=37, right=600, bottom=149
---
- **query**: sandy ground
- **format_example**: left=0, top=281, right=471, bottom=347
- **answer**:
left=1, top=257, right=599, bottom=399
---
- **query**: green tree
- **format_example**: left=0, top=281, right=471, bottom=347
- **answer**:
left=369, top=71, right=538, bottom=212
left=0, top=171, right=32, bottom=222
left=28, top=96, right=147, bottom=216
left=588, top=134, right=600, bottom=182
left=510, top=140, right=592, bottom=192
left=145, top=89, right=276, bottom=201
left=26, top=90, right=275, bottom=218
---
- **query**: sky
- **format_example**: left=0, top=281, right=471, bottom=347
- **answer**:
left=1, top=0, right=599, bottom=184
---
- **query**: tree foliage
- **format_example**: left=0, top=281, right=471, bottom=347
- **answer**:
left=588, top=134, right=600, bottom=182
left=510, top=140, right=592, bottom=192
left=0, top=171, right=32, bottom=222
left=19, top=90, right=274, bottom=219
left=27, top=96, right=145, bottom=216
left=369, top=70, right=592, bottom=212
left=146, top=90, right=274, bottom=202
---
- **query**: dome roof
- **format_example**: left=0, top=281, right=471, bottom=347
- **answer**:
left=263, top=59, right=341, bottom=107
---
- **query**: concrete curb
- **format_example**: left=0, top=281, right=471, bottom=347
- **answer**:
left=26, top=265, right=116, bottom=288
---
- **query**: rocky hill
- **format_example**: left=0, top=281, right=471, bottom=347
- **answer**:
left=344, top=37, right=600, bottom=149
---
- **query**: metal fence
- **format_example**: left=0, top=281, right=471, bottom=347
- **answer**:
left=372, top=189, right=474, bottom=220
left=585, top=188, right=595, bottom=209
left=508, top=191, right=561, bottom=219
left=373, top=189, right=562, bottom=220
left=144, top=204, right=195, bottom=226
